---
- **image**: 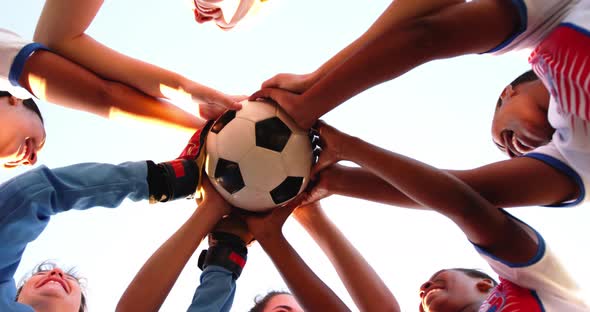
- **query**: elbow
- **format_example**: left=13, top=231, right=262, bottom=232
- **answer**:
left=33, top=30, right=65, bottom=50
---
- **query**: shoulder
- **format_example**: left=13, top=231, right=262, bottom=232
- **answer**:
left=476, top=215, right=588, bottom=310
left=487, top=0, right=577, bottom=54
left=0, top=28, right=48, bottom=99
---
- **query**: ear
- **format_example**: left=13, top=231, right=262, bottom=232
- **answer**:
left=476, top=279, right=495, bottom=293
left=500, top=85, right=515, bottom=102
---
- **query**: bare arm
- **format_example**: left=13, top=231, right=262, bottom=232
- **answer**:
left=258, top=233, right=350, bottom=312
left=293, top=202, right=400, bottom=312
left=34, top=0, right=240, bottom=116
left=116, top=180, right=229, bottom=312
left=304, top=0, right=519, bottom=122
left=20, top=50, right=203, bottom=131
left=253, top=0, right=520, bottom=128
left=241, top=206, right=350, bottom=312
left=317, top=122, right=540, bottom=262
left=317, top=159, right=578, bottom=210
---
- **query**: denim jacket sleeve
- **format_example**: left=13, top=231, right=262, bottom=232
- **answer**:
left=0, top=161, right=148, bottom=311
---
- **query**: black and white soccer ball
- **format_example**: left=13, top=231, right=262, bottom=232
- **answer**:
left=205, top=100, right=313, bottom=212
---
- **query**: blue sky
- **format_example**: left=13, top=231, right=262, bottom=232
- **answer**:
left=2, top=0, right=589, bottom=310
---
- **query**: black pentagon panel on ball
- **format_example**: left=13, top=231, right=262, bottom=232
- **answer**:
left=270, top=176, right=303, bottom=204
left=255, top=117, right=292, bottom=152
left=214, top=158, right=245, bottom=194
left=211, top=110, right=237, bottom=134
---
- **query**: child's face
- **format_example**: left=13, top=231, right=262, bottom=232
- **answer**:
left=0, top=96, right=46, bottom=168
left=491, top=80, right=553, bottom=158
left=263, top=294, right=303, bottom=312
left=17, top=267, right=81, bottom=312
left=418, top=270, right=487, bottom=312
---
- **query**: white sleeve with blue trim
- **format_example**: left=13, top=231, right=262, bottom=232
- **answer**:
left=524, top=142, right=587, bottom=207
left=0, top=29, right=47, bottom=99
left=474, top=214, right=589, bottom=310
left=487, top=0, right=578, bottom=55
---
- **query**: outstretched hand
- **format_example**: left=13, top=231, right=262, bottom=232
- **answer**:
left=249, top=88, right=311, bottom=129
left=299, top=164, right=349, bottom=206
left=261, top=72, right=319, bottom=95
left=195, top=88, right=245, bottom=120
left=197, top=177, right=232, bottom=217
left=235, top=203, right=297, bottom=243
left=310, top=120, right=353, bottom=175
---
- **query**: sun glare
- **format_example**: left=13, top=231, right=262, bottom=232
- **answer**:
left=27, top=73, right=47, bottom=101
left=160, top=84, right=194, bottom=106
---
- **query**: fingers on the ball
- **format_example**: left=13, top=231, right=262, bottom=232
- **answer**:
left=261, top=76, right=280, bottom=89
left=249, top=88, right=281, bottom=103
left=248, top=89, right=267, bottom=101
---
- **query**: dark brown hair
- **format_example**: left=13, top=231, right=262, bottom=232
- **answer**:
left=249, top=290, right=292, bottom=312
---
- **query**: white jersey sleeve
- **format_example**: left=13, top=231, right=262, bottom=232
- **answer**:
left=487, top=0, right=579, bottom=55
left=473, top=213, right=589, bottom=311
left=0, top=29, right=48, bottom=99
left=524, top=143, right=587, bottom=207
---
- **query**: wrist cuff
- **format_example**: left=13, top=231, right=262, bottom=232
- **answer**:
left=198, top=234, right=248, bottom=279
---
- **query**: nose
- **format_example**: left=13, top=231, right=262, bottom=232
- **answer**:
left=49, top=268, right=65, bottom=278
left=28, top=150, right=37, bottom=165
left=419, top=281, right=433, bottom=297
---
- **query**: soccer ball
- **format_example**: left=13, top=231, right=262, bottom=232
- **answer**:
left=205, top=100, right=313, bottom=212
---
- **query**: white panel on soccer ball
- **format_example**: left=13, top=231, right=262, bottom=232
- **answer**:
left=205, top=132, right=219, bottom=177
left=236, top=100, right=277, bottom=123
left=280, top=133, right=313, bottom=178
left=207, top=173, right=234, bottom=202
left=230, top=186, right=276, bottom=212
left=216, top=118, right=256, bottom=162
left=276, top=105, right=307, bottom=135
left=240, top=147, right=287, bottom=192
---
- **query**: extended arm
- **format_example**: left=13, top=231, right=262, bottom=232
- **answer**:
left=316, top=159, right=578, bottom=210
left=116, top=179, right=229, bottom=312
left=302, top=0, right=519, bottom=125
left=0, top=162, right=148, bottom=310
left=257, top=233, right=350, bottom=312
left=19, top=50, right=203, bottom=131
left=242, top=206, right=350, bottom=312
left=254, top=0, right=520, bottom=128
left=34, top=0, right=240, bottom=117
left=293, top=202, right=400, bottom=312
left=316, top=123, right=540, bottom=262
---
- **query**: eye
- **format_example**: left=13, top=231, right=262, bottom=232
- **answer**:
left=34, top=271, right=49, bottom=276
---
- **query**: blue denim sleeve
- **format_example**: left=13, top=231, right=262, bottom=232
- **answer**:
left=187, top=265, right=236, bottom=312
left=0, top=162, right=148, bottom=312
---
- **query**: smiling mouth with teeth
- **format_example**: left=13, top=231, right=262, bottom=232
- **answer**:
left=423, top=288, right=443, bottom=304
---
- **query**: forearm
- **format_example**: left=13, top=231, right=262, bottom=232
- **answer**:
left=116, top=203, right=223, bottom=312
left=34, top=0, right=198, bottom=100
left=328, top=166, right=425, bottom=209
left=295, top=207, right=400, bottom=312
left=45, top=35, right=192, bottom=98
left=313, top=0, right=462, bottom=81
left=301, top=0, right=518, bottom=122
left=342, top=136, right=486, bottom=218
left=19, top=50, right=202, bottom=131
left=259, top=235, right=350, bottom=312
left=329, top=161, right=577, bottom=210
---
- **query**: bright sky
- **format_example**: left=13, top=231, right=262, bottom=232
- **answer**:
left=2, top=0, right=590, bottom=311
